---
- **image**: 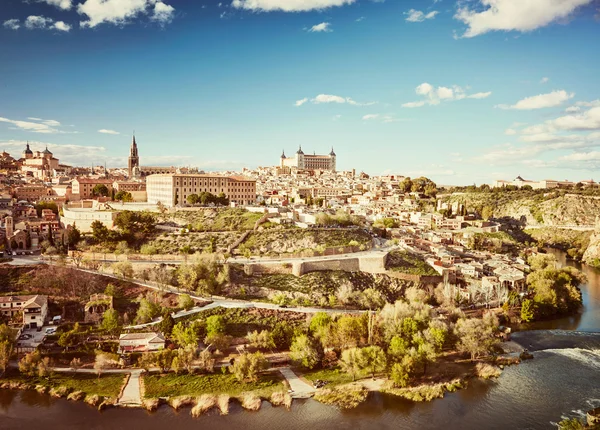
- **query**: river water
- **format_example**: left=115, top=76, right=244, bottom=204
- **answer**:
left=1, top=249, right=599, bottom=430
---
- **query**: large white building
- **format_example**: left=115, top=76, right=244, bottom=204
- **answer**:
left=146, top=173, right=256, bottom=207
left=280, top=146, right=337, bottom=172
left=492, top=176, right=588, bottom=189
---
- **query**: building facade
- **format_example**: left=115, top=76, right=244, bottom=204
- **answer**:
left=146, top=174, right=256, bottom=207
left=72, top=178, right=114, bottom=199
left=20, top=144, right=60, bottom=180
left=280, top=146, right=336, bottom=172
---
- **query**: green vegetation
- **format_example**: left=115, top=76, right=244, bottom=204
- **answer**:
left=230, top=267, right=411, bottom=309
left=144, top=232, right=238, bottom=255
left=186, top=192, right=229, bottom=206
left=240, top=228, right=371, bottom=256
left=143, top=372, right=284, bottom=399
left=381, top=379, right=464, bottom=402
left=115, top=191, right=133, bottom=202
left=176, top=254, right=229, bottom=295
left=167, top=208, right=265, bottom=232
left=301, top=367, right=355, bottom=387
left=2, top=371, right=125, bottom=400
left=524, top=254, right=585, bottom=320
left=466, top=231, right=521, bottom=255
left=315, top=210, right=364, bottom=227
left=386, top=251, right=439, bottom=276
left=525, top=228, right=592, bottom=261
left=314, top=387, right=369, bottom=409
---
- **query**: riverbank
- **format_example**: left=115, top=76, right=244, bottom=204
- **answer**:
left=0, top=370, right=125, bottom=410
left=302, top=348, right=521, bottom=409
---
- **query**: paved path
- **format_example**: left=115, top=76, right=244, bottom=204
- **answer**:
left=279, top=367, right=315, bottom=399
left=117, top=370, right=142, bottom=407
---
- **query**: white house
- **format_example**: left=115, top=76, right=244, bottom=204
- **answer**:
left=118, top=333, right=166, bottom=353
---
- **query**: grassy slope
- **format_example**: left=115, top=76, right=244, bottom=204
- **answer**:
left=3, top=372, right=125, bottom=400
left=242, top=229, right=371, bottom=255
left=386, top=251, right=439, bottom=276
left=143, top=372, right=284, bottom=399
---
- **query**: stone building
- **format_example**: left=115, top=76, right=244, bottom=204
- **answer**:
left=146, top=173, right=256, bottom=207
left=280, top=146, right=337, bottom=172
left=20, top=144, right=60, bottom=180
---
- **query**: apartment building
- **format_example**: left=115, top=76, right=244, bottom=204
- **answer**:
left=146, top=174, right=256, bottom=207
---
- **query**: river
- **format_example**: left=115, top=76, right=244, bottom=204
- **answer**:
left=1, top=249, right=599, bottom=429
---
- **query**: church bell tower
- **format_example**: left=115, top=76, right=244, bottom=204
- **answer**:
left=128, top=134, right=140, bottom=178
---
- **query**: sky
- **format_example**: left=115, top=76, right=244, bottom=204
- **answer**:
left=1, top=0, right=600, bottom=185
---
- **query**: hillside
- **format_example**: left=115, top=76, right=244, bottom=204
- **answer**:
left=444, top=191, right=600, bottom=227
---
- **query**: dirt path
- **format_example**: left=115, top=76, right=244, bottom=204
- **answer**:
left=279, top=367, right=315, bottom=399
left=117, top=370, right=142, bottom=407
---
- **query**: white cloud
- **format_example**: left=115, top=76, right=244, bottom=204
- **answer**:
left=356, top=16, right=365, bottom=22
left=0, top=117, right=73, bottom=134
left=231, top=0, right=355, bottom=12
left=505, top=128, right=517, bottom=135
left=3, top=19, right=20, bottom=30
left=53, top=21, right=72, bottom=31
left=455, top=0, right=593, bottom=38
left=402, top=83, right=491, bottom=108
left=25, top=15, right=54, bottom=29
left=576, top=99, right=600, bottom=107
left=437, top=86, right=454, bottom=99
left=496, top=90, right=574, bottom=110
left=540, top=77, right=550, bottom=84
left=362, top=114, right=379, bottom=120
left=296, top=94, right=375, bottom=107
left=77, top=0, right=176, bottom=28
left=151, top=1, right=175, bottom=25
left=548, top=107, right=600, bottom=131
left=468, top=91, right=492, bottom=99
left=98, top=129, right=120, bottom=135
left=308, top=22, right=332, bottom=32
left=405, top=9, right=439, bottom=22
left=566, top=106, right=581, bottom=113
left=11, top=16, right=72, bottom=32
left=401, top=100, right=427, bottom=108
left=39, top=0, right=73, bottom=10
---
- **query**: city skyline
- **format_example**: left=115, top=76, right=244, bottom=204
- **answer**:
left=2, top=0, right=600, bottom=185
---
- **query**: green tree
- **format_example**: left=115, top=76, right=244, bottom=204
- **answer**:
left=290, top=334, right=322, bottom=369
left=247, top=330, right=275, bottom=350
left=154, top=349, right=175, bottom=373
left=454, top=313, right=499, bottom=361
left=178, top=294, right=195, bottom=311
left=520, top=299, right=536, bottom=322
left=309, top=312, right=332, bottom=337
left=187, top=194, right=200, bottom=205
left=92, top=184, right=109, bottom=197
left=481, top=206, right=493, bottom=221
left=206, top=315, right=227, bottom=337
left=66, top=225, right=81, bottom=248
left=91, top=220, right=110, bottom=242
left=135, top=298, right=162, bottom=324
left=112, top=261, right=133, bottom=278
left=232, top=352, right=268, bottom=383
left=171, top=322, right=199, bottom=348
left=159, top=310, right=176, bottom=336
left=115, top=191, right=133, bottom=202
left=358, top=345, right=387, bottom=378
left=339, top=347, right=363, bottom=381
left=101, top=308, right=120, bottom=335
left=390, top=355, right=414, bottom=388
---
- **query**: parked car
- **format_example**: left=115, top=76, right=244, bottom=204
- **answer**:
left=45, top=327, right=56, bottom=334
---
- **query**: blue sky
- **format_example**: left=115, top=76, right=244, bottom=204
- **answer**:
left=1, top=0, right=600, bottom=185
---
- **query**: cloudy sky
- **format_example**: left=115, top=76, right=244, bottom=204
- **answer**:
left=1, top=0, right=600, bottom=185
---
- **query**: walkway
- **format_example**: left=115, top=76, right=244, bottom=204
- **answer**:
left=279, top=367, right=315, bottom=399
left=117, top=370, right=142, bottom=407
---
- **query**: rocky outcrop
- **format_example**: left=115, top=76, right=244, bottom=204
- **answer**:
left=583, top=231, right=600, bottom=266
